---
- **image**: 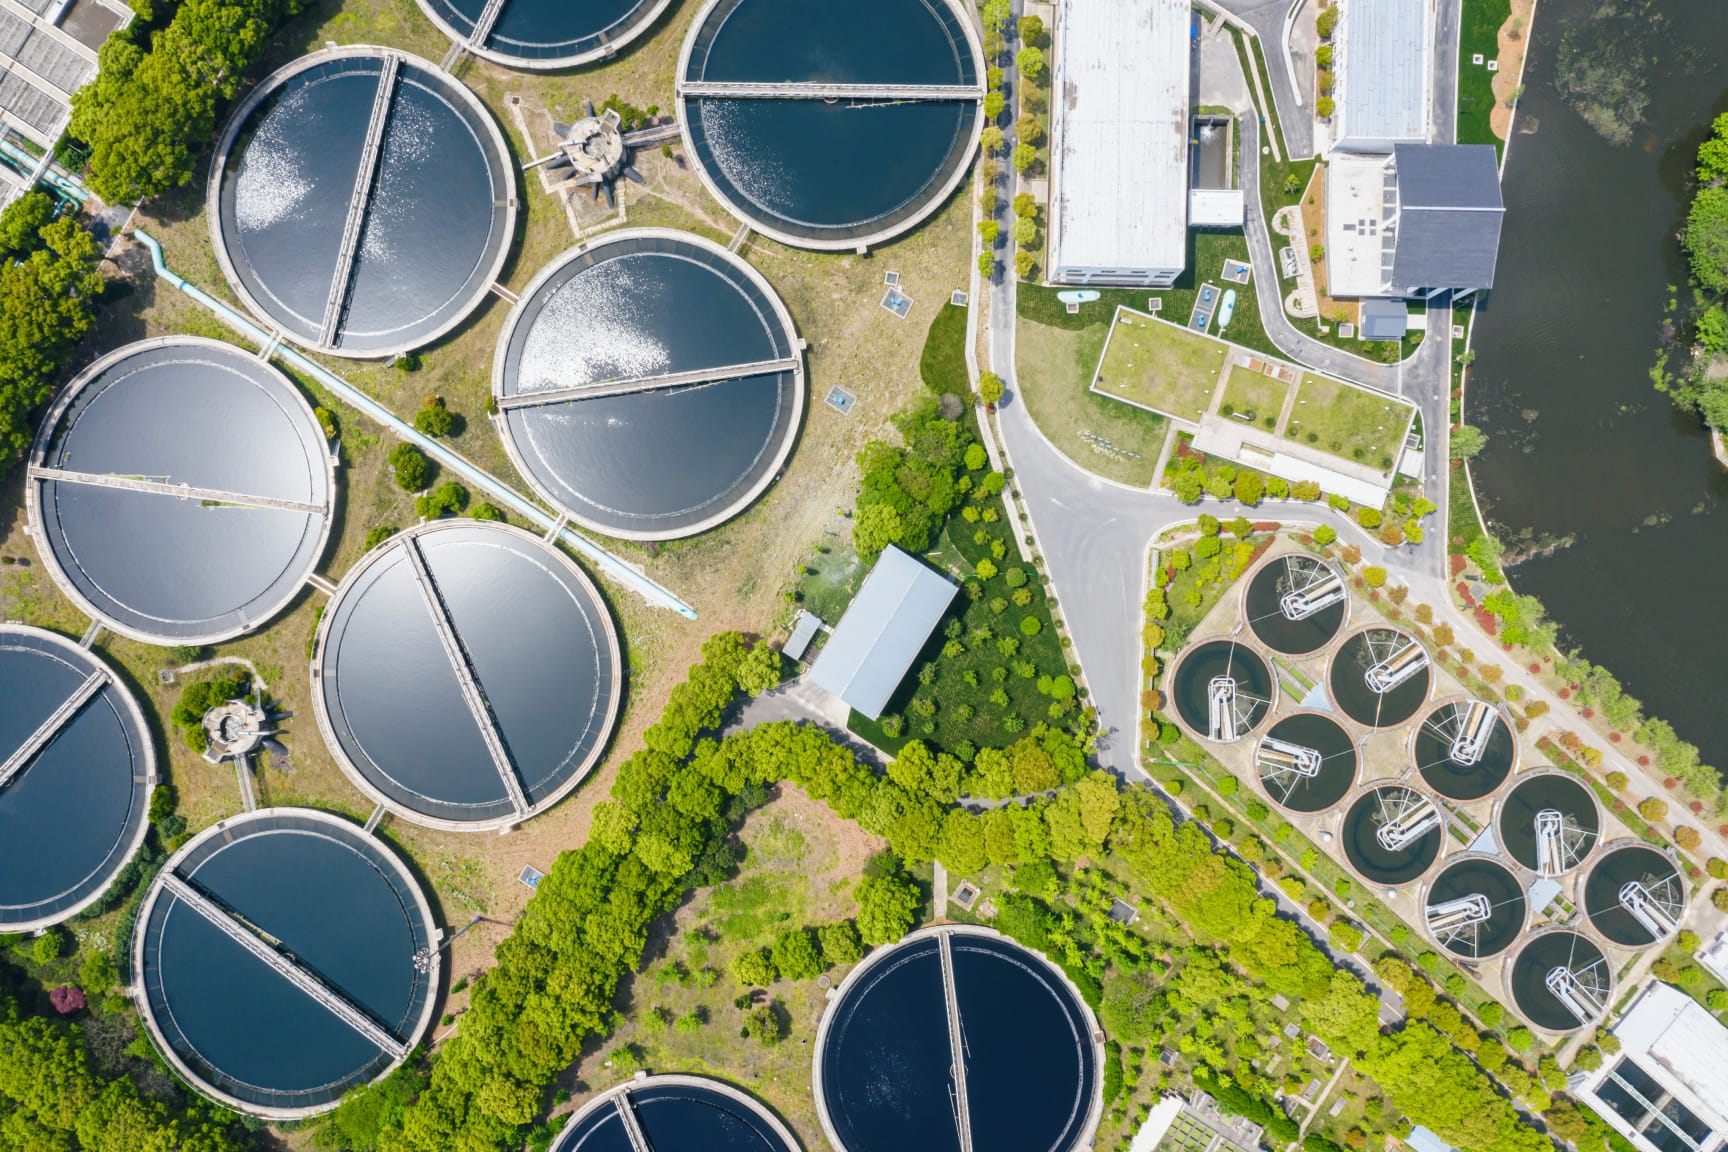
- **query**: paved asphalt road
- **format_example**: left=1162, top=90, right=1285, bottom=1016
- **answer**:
left=1432, top=0, right=1461, bottom=144
left=1215, top=0, right=1314, bottom=158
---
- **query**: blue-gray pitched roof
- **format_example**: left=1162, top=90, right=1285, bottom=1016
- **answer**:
left=1391, top=144, right=1505, bottom=291
left=1394, top=143, right=1502, bottom=207
left=810, top=545, right=958, bottom=720
left=1359, top=299, right=1408, bottom=341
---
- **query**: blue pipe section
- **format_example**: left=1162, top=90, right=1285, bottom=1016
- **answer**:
left=133, top=228, right=699, bottom=621
left=0, top=140, right=88, bottom=202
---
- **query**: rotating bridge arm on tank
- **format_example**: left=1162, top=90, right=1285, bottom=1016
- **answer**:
left=1545, top=962, right=1607, bottom=1026
left=400, top=536, right=533, bottom=819
left=0, top=668, right=108, bottom=791
left=613, top=1092, right=658, bottom=1152
left=1618, top=880, right=1681, bottom=939
left=464, top=0, right=510, bottom=49
left=1277, top=560, right=1345, bottom=621
left=937, top=931, right=976, bottom=1152
left=160, top=873, right=410, bottom=1059
left=676, top=81, right=984, bottom=100
left=29, top=467, right=326, bottom=516
left=497, top=356, right=803, bottom=410
left=318, top=53, right=403, bottom=350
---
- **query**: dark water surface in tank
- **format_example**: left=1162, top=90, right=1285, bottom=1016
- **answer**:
left=1584, top=845, right=1683, bottom=947
left=1413, top=702, right=1514, bottom=801
left=1510, top=931, right=1607, bottom=1033
left=1342, top=787, right=1441, bottom=886
left=1243, top=557, right=1344, bottom=655
left=1328, top=630, right=1429, bottom=729
left=694, top=0, right=972, bottom=83
left=0, top=633, right=147, bottom=927
left=1468, top=0, right=1728, bottom=780
left=1170, top=639, right=1273, bottom=739
left=1497, top=773, right=1599, bottom=874
left=1258, top=712, right=1356, bottom=812
left=1427, top=856, right=1526, bottom=958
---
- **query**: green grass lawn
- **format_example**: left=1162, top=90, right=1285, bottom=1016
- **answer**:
left=920, top=303, right=969, bottom=396
left=1094, top=311, right=1229, bottom=423
left=1219, top=368, right=1290, bottom=432
left=1016, top=317, right=1167, bottom=487
left=1458, top=0, right=1511, bottom=150
left=1282, top=376, right=1414, bottom=470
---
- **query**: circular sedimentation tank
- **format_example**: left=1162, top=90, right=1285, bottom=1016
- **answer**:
left=136, top=810, right=437, bottom=1118
left=416, top=0, right=673, bottom=70
left=1508, top=929, right=1612, bottom=1034
left=313, top=522, right=621, bottom=831
left=1255, top=712, right=1356, bottom=813
left=815, top=926, right=1100, bottom=1152
left=676, top=0, right=985, bottom=249
left=1243, top=554, right=1347, bottom=656
left=1341, top=784, right=1444, bottom=888
left=551, top=1075, right=800, bottom=1152
left=1583, top=843, right=1687, bottom=948
left=1170, top=638, right=1276, bottom=744
left=493, top=229, right=804, bottom=539
left=1497, top=771, right=1600, bottom=877
left=1422, top=855, right=1526, bottom=960
left=1412, top=698, right=1516, bottom=802
left=28, top=337, right=335, bottom=646
left=211, top=46, right=515, bottom=357
left=1327, top=626, right=1431, bottom=729
left=0, top=626, right=154, bottom=932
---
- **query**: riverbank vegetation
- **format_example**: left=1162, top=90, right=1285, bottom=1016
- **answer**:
left=1554, top=0, right=1667, bottom=148
left=1652, top=112, right=1728, bottom=428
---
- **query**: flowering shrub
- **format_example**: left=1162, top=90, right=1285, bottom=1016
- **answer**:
left=48, top=985, right=84, bottom=1014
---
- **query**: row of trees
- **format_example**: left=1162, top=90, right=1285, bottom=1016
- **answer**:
left=1661, top=112, right=1728, bottom=429
left=0, top=193, right=105, bottom=480
left=68, top=0, right=304, bottom=203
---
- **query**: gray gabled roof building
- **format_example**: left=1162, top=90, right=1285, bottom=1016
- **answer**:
left=810, top=545, right=957, bottom=720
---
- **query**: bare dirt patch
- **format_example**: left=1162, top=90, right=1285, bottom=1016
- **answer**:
left=1490, top=0, right=1537, bottom=140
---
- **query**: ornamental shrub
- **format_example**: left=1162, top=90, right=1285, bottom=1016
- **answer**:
left=1019, top=616, right=1043, bottom=637
left=389, top=443, right=433, bottom=491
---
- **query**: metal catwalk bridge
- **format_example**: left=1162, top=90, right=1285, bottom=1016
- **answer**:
left=678, top=81, right=983, bottom=100
left=497, top=356, right=800, bottom=411
left=937, top=931, right=975, bottom=1152
left=0, top=668, right=107, bottom=789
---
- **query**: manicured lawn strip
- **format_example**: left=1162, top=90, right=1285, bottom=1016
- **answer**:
left=1219, top=368, right=1290, bottom=432
left=920, top=303, right=970, bottom=397
left=1282, top=375, right=1414, bottom=469
left=1458, top=0, right=1511, bottom=150
left=1095, top=310, right=1230, bottom=423
left=1016, top=318, right=1167, bottom=486
left=1449, top=461, right=1486, bottom=556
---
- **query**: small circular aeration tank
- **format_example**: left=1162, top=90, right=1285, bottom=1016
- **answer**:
left=1170, top=638, right=1276, bottom=744
left=1422, top=854, right=1526, bottom=960
left=313, top=521, right=621, bottom=832
left=1328, top=626, right=1430, bottom=729
left=1413, top=698, right=1516, bottom=802
left=135, top=809, right=439, bottom=1118
left=1508, top=929, right=1611, bottom=1035
left=1244, top=553, right=1347, bottom=656
left=28, top=337, right=335, bottom=645
left=1496, top=771, right=1600, bottom=878
left=0, top=625, right=155, bottom=932
left=1583, top=843, right=1687, bottom=948
left=1255, top=712, right=1356, bottom=813
left=1341, top=784, right=1444, bottom=887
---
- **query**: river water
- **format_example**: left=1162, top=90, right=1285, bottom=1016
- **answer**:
left=1468, top=0, right=1728, bottom=775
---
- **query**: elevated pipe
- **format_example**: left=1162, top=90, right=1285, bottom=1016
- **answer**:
left=131, top=230, right=698, bottom=619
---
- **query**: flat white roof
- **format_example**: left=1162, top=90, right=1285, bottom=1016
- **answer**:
left=1049, top=0, right=1191, bottom=276
left=1613, top=982, right=1728, bottom=1133
left=1129, top=1095, right=1185, bottom=1152
left=1336, top=0, right=1431, bottom=147
left=1325, top=152, right=1394, bottom=297
left=1189, top=189, right=1245, bottom=227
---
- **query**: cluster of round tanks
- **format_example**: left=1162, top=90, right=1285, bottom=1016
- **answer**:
left=817, top=927, right=1100, bottom=1152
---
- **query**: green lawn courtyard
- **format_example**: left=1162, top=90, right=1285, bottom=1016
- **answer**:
left=1282, top=375, right=1415, bottom=471
left=1015, top=317, right=1168, bottom=486
left=1218, top=369, right=1290, bottom=433
left=1092, top=308, right=1230, bottom=423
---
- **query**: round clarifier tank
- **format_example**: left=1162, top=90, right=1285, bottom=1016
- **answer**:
left=28, top=337, right=335, bottom=646
left=1244, top=554, right=1347, bottom=656
left=416, top=0, right=673, bottom=70
left=0, top=626, right=154, bottom=932
left=135, top=808, right=439, bottom=1119
left=1255, top=712, right=1356, bottom=813
left=1422, top=855, right=1526, bottom=960
left=1496, top=770, right=1600, bottom=877
left=1583, top=843, right=1687, bottom=948
left=1169, top=638, right=1276, bottom=744
left=815, top=926, right=1100, bottom=1152
left=676, top=0, right=985, bottom=249
left=211, top=46, right=515, bottom=358
left=1328, top=626, right=1431, bottom=729
left=313, top=521, right=622, bottom=832
left=493, top=229, right=805, bottom=540
left=1341, top=784, right=1444, bottom=887
left=551, top=1075, right=801, bottom=1152
left=1413, top=698, right=1516, bottom=801
left=1508, top=929, right=1612, bottom=1034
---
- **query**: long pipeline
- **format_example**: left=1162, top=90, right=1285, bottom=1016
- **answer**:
left=131, top=229, right=699, bottom=620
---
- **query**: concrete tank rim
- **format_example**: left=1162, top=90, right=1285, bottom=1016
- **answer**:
left=548, top=1071, right=805, bottom=1152
left=1491, top=767, right=1604, bottom=880
left=1253, top=709, right=1359, bottom=816
left=671, top=0, right=986, bottom=252
left=1239, top=551, right=1350, bottom=659
left=1417, top=850, right=1529, bottom=961
left=206, top=43, right=519, bottom=361
left=810, top=922, right=1105, bottom=1152
left=131, top=805, right=442, bottom=1121
left=489, top=225, right=807, bottom=541
left=0, top=622, right=159, bottom=934
left=25, top=334, right=337, bottom=648
left=1321, top=623, right=1433, bottom=731
left=1502, top=924, right=1613, bottom=1039
left=412, top=0, right=677, bottom=72
left=1165, top=631, right=1281, bottom=747
left=1409, top=693, right=1520, bottom=803
left=1336, top=780, right=1448, bottom=891
left=308, top=519, right=623, bottom=833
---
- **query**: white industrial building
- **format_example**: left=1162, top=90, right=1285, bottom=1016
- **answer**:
left=1332, top=0, right=1432, bottom=152
left=1576, top=982, right=1728, bottom=1152
left=1047, top=0, right=1192, bottom=286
